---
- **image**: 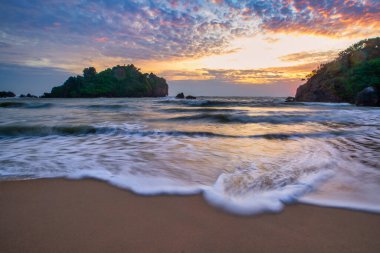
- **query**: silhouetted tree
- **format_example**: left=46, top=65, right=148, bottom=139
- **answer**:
left=83, top=67, right=97, bottom=80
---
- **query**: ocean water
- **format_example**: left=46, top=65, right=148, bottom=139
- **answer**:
left=1, top=97, right=379, bottom=215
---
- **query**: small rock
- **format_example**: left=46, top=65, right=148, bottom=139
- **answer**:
left=285, top=97, right=295, bottom=102
left=175, top=92, right=185, bottom=99
left=0, top=91, right=16, bottom=98
left=185, top=95, right=196, bottom=99
left=355, top=86, right=378, bottom=106
left=20, top=93, right=38, bottom=98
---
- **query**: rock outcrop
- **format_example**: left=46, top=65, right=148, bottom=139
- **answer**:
left=355, top=87, right=379, bottom=106
left=175, top=93, right=196, bottom=99
left=285, top=97, right=295, bottom=102
left=175, top=92, right=185, bottom=99
left=295, top=75, right=345, bottom=103
left=295, top=37, right=380, bottom=106
left=0, top=91, right=16, bottom=98
left=20, top=93, right=38, bottom=98
left=42, top=65, right=168, bottom=98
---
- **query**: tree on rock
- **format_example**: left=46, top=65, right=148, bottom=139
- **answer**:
left=42, top=64, right=168, bottom=98
left=83, top=67, right=97, bottom=80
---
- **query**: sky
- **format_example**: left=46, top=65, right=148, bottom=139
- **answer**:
left=0, top=0, right=379, bottom=96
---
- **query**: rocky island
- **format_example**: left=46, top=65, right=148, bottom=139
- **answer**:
left=0, top=91, right=16, bottom=98
left=42, top=65, right=168, bottom=98
left=296, top=37, right=380, bottom=106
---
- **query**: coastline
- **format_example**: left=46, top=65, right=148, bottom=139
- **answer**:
left=1, top=178, right=380, bottom=253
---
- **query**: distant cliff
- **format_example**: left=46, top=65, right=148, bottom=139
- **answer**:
left=43, top=65, right=168, bottom=98
left=296, top=37, right=380, bottom=105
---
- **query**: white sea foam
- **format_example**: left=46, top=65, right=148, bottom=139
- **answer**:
left=202, top=163, right=334, bottom=215
left=1, top=97, right=379, bottom=215
left=67, top=169, right=204, bottom=195
left=299, top=198, right=380, bottom=213
left=64, top=167, right=335, bottom=215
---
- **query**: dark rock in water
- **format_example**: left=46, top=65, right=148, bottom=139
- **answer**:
left=355, top=86, right=379, bottom=106
left=175, top=92, right=185, bottom=99
left=0, top=91, right=16, bottom=98
left=27, top=93, right=38, bottom=98
left=20, top=93, right=38, bottom=98
left=185, top=95, right=196, bottom=99
left=285, top=97, right=295, bottom=102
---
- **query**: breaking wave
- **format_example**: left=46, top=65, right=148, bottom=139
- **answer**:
left=0, top=101, right=54, bottom=109
left=0, top=124, right=351, bottom=139
left=166, top=112, right=357, bottom=125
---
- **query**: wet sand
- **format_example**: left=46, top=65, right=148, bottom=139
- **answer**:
left=1, top=179, right=379, bottom=253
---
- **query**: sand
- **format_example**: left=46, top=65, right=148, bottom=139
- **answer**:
left=1, top=179, right=380, bottom=253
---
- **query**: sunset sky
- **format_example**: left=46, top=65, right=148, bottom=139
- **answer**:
left=0, top=0, right=379, bottom=96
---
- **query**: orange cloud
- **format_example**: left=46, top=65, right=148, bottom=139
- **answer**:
left=160, top=63, right=318, bottom=84
left=94, top=37, right=109, bottom=43
left=279, top=50, right=339, bottom=63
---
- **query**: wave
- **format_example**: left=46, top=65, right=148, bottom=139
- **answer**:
left=165, top=111, right=379, bottom=125
left=158, top=98, right=282, bottom=107
left=0, top=101, right=53, bottom=109
left=84, top=104, right=128, bottom=110
left=158, top=98, right=355, bottom=108
left=127, top=130, right=349, bottom=139
left=166, top=113, right=334, bottom=124
left=65, top=168, right=332, bottom=216
left=0, top=102, right=24, bottom=108
left=1, top=97, right=380, bottom=216
left=159, top=108, right=245, bottom=113
left=0, top=124, right=350, bottom=139
left=63, top=143, right=338, bottom=215
left=204, top=169, right=333, bottom=215
left=298, top=102, right=352, bottom=107
left=0, top=125, right=98, bottom=136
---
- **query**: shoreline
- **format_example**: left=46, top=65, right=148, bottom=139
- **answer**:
left=1, top=178, right=380, bottom=252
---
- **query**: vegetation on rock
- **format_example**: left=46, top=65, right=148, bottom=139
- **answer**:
left=42, top=65, right=168, bottom=98
left=296, top=37, right=380, bottom=105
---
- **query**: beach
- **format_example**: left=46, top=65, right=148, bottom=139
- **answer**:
left=1, top=178, right=379, bottom=253
left=1, top=1, right=379, bottom=252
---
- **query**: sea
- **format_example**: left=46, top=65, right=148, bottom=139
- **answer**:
left=1, top=97, right=379, bottom=215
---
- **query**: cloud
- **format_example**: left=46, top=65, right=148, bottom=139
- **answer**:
left=202, top=68, right=287, bottom=83
left=160, top=63, right=317, bottom=84
left=94, top=37, right=109, bottom=43
left=169, top=79, right=300, bottom=97
left=159, top=69, right=213, bottom=81
left=278, top=50, right=339, bottom=63
left=0, top=41, right=11, bottom=48
left=0, top=0, right=378, bottom=77
left=263, top=37, right=280, bottom=43
left=0, top=0, right=254, bottom=62
left=241, top=0, right=380, bottom=37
